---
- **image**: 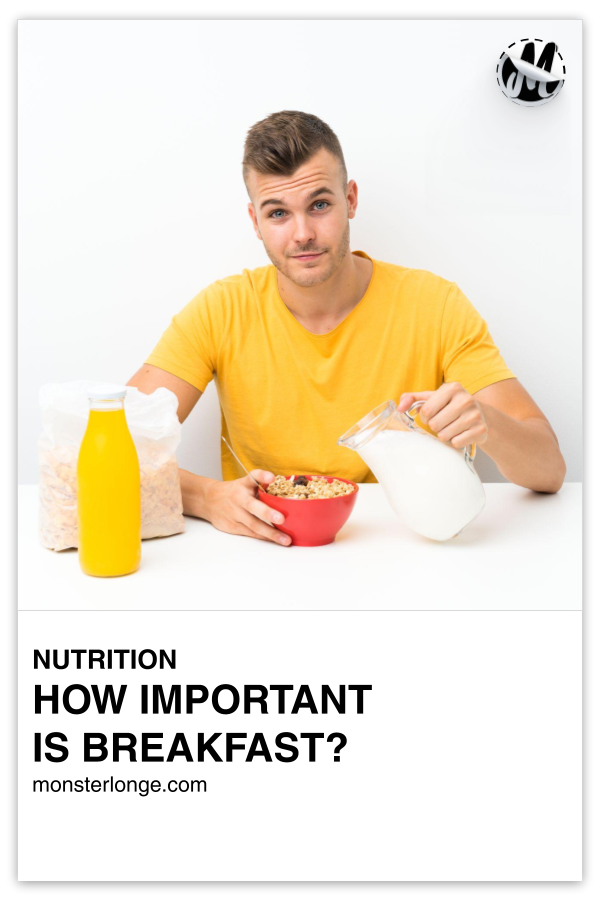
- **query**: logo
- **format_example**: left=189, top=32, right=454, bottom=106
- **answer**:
left=497, top=39, right=566, bottom=107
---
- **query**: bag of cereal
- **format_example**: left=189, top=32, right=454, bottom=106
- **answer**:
left=38, top=381, right=185, bottom=550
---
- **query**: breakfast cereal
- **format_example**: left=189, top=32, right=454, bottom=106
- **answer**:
left=266, top=475, right=355, bottom=500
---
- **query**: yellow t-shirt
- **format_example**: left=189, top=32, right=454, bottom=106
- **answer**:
left=146, top=251, right=515, bottom=483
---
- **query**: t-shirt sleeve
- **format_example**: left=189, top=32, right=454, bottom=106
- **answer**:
left=441, top=283, right=515, bottom=394
left=144, top=282, right=225, bottom=393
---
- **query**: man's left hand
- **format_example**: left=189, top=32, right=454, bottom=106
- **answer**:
left=398, top=383, right=488, bottom=449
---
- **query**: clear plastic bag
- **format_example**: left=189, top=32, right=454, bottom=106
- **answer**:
left=38, top=381, right=185, bottom=551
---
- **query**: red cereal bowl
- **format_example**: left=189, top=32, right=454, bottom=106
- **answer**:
left=260, top=475, right=359, bottom=547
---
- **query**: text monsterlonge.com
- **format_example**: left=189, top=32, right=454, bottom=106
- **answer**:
left=33, top=776, right=207, bottom=797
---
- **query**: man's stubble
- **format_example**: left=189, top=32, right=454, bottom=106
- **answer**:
left=262, top=220, right=351, bottom=289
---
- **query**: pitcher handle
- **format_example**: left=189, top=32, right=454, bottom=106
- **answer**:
left=406, top=400, right=477, bottom=468
left=404, top=400, right=426, bottom=427
left=464, top=443, right=477, bottom=470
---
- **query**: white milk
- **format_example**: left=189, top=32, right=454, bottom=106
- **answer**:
left=359, top=429, right=486, bottom=541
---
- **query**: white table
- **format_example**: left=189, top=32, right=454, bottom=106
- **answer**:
left=19, top=483, right=582, bottom=612
left=18, top=484, right=582, bottom=610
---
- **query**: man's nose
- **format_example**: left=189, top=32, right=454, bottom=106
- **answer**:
left=292, top=214, right=316, bottom=245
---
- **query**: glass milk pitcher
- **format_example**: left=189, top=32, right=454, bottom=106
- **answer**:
left=338, top=400, right=486, bottom=541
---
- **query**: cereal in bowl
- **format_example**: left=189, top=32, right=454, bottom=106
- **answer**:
left=266, top=475, right=356, bottom=500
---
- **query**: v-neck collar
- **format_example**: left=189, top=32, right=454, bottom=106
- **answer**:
left=272, top=251, right=377, bottom=339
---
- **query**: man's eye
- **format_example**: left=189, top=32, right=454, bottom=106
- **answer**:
left=269, top=202, right=328, bottom=219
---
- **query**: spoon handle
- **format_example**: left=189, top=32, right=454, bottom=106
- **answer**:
left=221, top=436, right=266, bottom=492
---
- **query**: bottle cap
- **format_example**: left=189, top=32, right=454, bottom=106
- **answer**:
left=87, top=386, right=127, bottom=401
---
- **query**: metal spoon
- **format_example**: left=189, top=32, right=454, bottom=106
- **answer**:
left=221, top=435, right=267, bottom=493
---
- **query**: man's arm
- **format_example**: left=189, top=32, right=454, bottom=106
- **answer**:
left=127, top=365, right=290, bottom=545
left=128, top=364, right=203, bottom=423
left=398, top=379, right=566, bottom=493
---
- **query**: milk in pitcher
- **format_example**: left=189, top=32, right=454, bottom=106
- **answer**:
left=360, top=427, right=485, bottom=540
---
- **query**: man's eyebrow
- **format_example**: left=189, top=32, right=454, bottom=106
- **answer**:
left=259, top=187, right=335, bottom=211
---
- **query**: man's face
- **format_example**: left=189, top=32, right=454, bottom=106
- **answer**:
left=246, top=148, right=358, bottom=288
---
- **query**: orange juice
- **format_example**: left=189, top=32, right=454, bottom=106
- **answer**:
left=77, top=390, right=141, bottom=577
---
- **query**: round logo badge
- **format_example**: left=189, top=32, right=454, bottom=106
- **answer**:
left=497, top=39, right=566, bottom=106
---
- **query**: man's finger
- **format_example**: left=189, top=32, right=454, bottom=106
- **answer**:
left=428, top=404, right=463, bottom=435
left=435, top=417, right=468, bottom=442
left=397, top=391, right=432, bottom=414
left=232, top=523, right=272, bottom=544
left=248, top=469, right=276, bottom=486
left=247, top=495, right=285, bottom=527
left=239, top=511, right=291, bottom=545
left=418, top=384, right=458, bottom=423
left=447, top=428, right=482, bottom=450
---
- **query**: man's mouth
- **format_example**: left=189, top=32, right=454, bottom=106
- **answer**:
left=292, top=251, right=325, bottom=261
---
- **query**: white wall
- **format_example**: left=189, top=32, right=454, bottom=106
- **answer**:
left=18, top=19, right=582, bottom=483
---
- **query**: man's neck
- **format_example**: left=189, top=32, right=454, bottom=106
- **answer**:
left=276, top=252, right=373, bottom=335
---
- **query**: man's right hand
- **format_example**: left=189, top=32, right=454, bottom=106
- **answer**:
left=203, top=471, right=292, bottom=546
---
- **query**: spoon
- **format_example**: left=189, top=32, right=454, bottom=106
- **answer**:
left=221, top=435, right=267, bottom=493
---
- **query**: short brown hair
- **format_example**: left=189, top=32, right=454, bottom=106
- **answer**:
left=242, top=110, right=347, bottom=189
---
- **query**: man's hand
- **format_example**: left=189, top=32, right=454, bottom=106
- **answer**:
left=398, top=383, right=488, bottom=449
left=398, top=379, right=566, bottom=493
left=203, top=470, right=292, bottom=546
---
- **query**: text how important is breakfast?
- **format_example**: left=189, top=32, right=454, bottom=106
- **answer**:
left=32, top=648, right=372, bottom=775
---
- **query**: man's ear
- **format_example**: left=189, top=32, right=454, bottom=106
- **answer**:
left=346, top=179, right=358, bottom=220
left=247, top=202, right=263, bottom=241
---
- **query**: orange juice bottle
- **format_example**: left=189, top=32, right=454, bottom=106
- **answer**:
left=77, top=388, right=141, bottom=577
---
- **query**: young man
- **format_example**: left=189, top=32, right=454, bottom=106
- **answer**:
left=128, top=110, right=566, bottom=548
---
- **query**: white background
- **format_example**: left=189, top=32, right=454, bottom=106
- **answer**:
left=17, top=17, right=582, bottom=485
left=19, top=611, right=582, bottom=881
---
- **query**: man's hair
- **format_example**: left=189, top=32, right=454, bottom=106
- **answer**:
left=242, top=110, right=347, bottom=190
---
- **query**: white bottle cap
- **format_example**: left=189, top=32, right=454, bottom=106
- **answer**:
left=87, top=385, right=127, bottom=401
